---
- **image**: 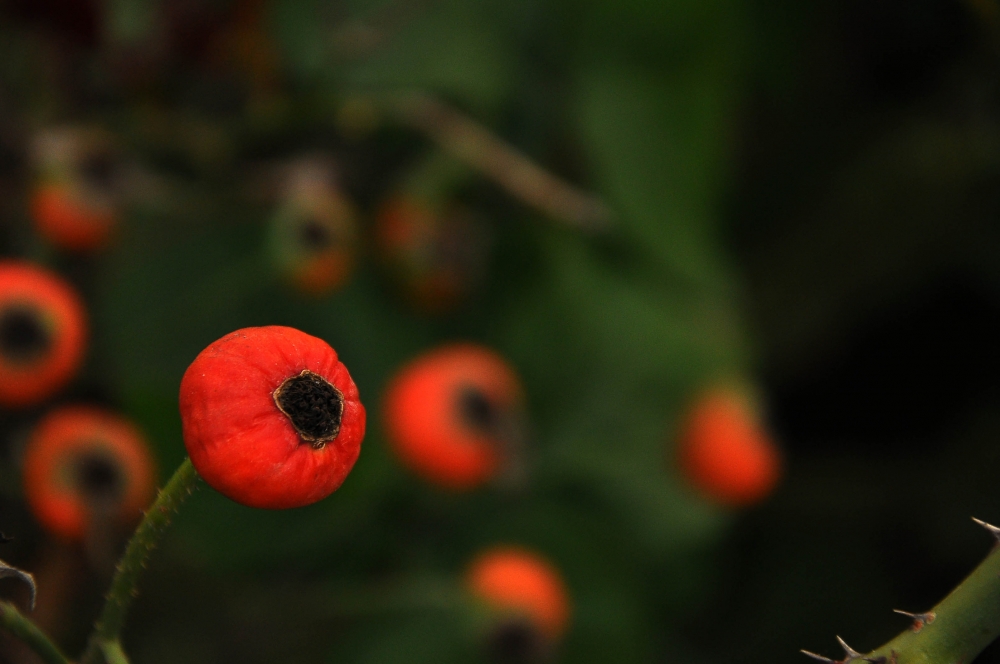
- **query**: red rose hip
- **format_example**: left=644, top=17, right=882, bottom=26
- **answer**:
left=0, top=260, right=87, bottom=407
left=23, top=405, right=156, bottom=541
left=179, top=326, right=365, bottom=509
left=675, top=386, right=782, bottom=507
left=383, top=344, right=524, bottom=490
left=466, top=546, right=571, bottom=641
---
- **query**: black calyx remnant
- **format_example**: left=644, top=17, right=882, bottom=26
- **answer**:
left=273, top=370, right=344, bottom=447
left=79, top=151, right=116, bottom=191
left=485, top=618, right=548, bottom=664
left=75, top=450, right=125, bottom=503
left=0, top=304, right=51, bottom=364
left=459, top=385, right=497, bottom=432
left=299, top=218, right=334, bottom=251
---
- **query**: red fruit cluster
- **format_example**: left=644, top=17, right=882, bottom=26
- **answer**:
left=180, top=326, right=366, bottom=509
left=383, top=344, right=523, bottom=490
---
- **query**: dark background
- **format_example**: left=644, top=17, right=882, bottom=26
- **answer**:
left=1, top=0, right=999, bottom=662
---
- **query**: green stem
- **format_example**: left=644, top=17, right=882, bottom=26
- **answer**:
left=0, top=601, right=70, bottom=664
left=80, top=457, right=199, bottom=664
left=100, top=638, right=132, bottom=664
left=863, top=533, right=1000, bottom=664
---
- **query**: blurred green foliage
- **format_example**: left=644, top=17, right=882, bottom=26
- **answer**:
left=1, top=0, right=1000, bottom=662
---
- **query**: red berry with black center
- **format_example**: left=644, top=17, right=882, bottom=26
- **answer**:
left=383, top=344, right=524, bottom=490
left=269, top=159, right=359, bottom=296
left=375, top=194, right=490, bottom=313
left=675, top=386, right=782, bottom=507
left=0, top=261, right=87, bottom=408
left=466, top=546, right=571, bottom=659
left=23, top=406, right=157, bottom=541
left=179, top=326, right=366, bottom=509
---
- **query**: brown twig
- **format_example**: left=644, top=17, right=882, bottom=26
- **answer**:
left=387, top=92, right=614, bottom=232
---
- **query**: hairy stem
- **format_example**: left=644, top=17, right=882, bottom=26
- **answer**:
left=0, top=601, right=70, bottom=664
left=80, top=457, right=199, bottom=664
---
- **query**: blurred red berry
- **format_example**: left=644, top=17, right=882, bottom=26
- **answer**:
left=30, top=183, right=117, bottom=252
left=31, top=127, right=121, bottom=252
left=179, top=326, right=366, bottom=509
left=270, top=159, right=358, bottom=296
left=0, top=261, right=87, bottom=408
left=383, top=344, right=524, bottom=490
left=375, top=195, right=489, bottom=312
left=466, top=547, right=570, bottom=642
left=675, top=387, right=782, bottom=506
left=22, top=406, right=157, bottom=541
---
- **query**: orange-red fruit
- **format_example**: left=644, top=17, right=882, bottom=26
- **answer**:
left=383, top=344, right=522, bottom=490
left=466, top=547, right=570, bottom=640
left=375, top=195, right=488, bottom=312
left=270, top=170, right=359, bottom=297
left=0, top=261, right=87, bottom=408
left=180, top=326, right=366, bottom=509
left=675, top=388, right=782, bottom=506
left=22, top=406, right=157, bottom=541
left=30, top=183, right=116, bottom=252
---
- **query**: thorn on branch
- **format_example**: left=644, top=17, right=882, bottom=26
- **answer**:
left=972, top=517, right=1000, bottom=542
left=801, top=637, right=876, bottom=664
left=893, top=609, right=936, bottom=632
left=837, top=636, right=864, bottom=660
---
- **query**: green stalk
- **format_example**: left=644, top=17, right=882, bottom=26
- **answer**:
left=80, top=457, right=199, bottom=664
left=0, top=601, right=70, bottom=664
left=100, top=638, right=132, bottom=664
left=806, top=519, right=1000, bottom=664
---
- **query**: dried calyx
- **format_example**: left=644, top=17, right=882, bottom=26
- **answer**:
left=299, top=218, right=335, bottom=250
left=273, top=370, right=344, bottom=447
left=79, top=151, right=117, bottom=191
left=75, top=450, right=125, bottom=502
left=486, top=617, right=548, bottom=664
left=0, top=304, right=51, bottom=363
left=459, top=385, right=497, bottom=432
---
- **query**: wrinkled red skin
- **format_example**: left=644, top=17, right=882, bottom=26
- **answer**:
left=179, top=326, right=365, bottom=509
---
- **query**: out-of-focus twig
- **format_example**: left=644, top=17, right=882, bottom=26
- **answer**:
left=387, top=92, right=614, bottom=232
left=331, top=0, right=436, bottom=60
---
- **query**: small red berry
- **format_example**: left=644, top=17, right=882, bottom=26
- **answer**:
left=179, top=326, right=366, bottom=509
left=270, top=159, right=358, bottom=296
left=375, top=195, right=489, bottom=312
left=31, top=127, right=120, bottom=252
left=0, top=261, right=87, bottom=408
left=675, top=386, right=782, bottom=506
left=466, top=547, right=571, bottom=642
left=30, top=183, right=117, bottom=252
left=22, top=406, right=157, bottom=541
left=382, top=344, right=524, bottom=490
